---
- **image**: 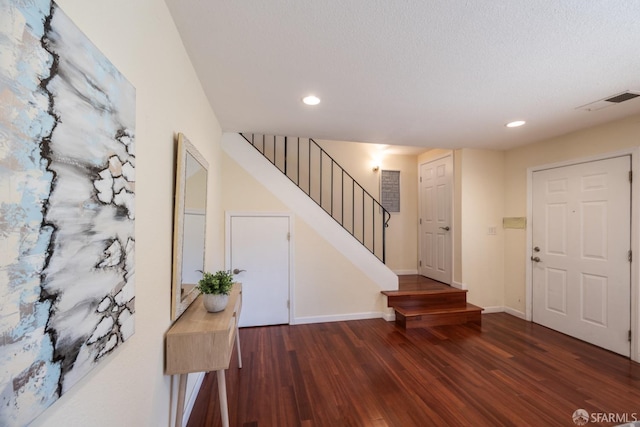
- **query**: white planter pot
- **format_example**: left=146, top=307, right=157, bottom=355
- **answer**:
left=202, top=294, right=229, bottom=313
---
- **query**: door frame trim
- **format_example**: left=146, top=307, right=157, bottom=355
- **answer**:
left=525, top=148, right=639, bottom=362
left=225, top=211, right=295, bottom=325
left=418, top=151, right=455, bottom=285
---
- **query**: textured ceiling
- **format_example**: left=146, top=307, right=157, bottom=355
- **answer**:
left=165, top=0, right=640, bottom=150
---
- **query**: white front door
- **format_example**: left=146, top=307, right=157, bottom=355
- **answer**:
left=532, top=156, right=631, bottom=356
left=229, top=215, right=291, bottom=327
left=419, top=155, right=453, bottom=284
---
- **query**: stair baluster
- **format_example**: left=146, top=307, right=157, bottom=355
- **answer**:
left=240, top=133, right=390, bottom=263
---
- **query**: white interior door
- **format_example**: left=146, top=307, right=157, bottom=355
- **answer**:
left=419, top=156, right=452, bottom=284
left=229, top=215, right=290, bottom=327
left=532, top=156, right=631, bottom=356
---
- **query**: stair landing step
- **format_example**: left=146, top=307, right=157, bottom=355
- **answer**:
left=382, top=288, right=469, bottom=310
left=394, top=303, right=483, bottom=317
left=382, top=288, right=467, bottom=297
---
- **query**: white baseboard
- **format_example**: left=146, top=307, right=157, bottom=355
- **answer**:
left=294, top=311, right=384, bottom=325
left=292, top=306, right=527, bottom=325
left=504, top=307, right=526, bottom=319
left=394, top=269, right=418, bottom=275
left=479, top=306, right=527, bottom=319
left=293, top=307, right=526, bottom=325
left=382, top=311, right=396, bottom=322
left=480, top=306, right=504, bottom=314
left=451, top=280, right=467, bottom=290
left=182, top=372, right=206, bottom=426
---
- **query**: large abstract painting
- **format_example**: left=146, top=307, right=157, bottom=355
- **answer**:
left=0, top=1, right=136, bottom=425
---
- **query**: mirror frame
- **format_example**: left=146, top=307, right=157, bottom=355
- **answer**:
left=171, top=133, right=209, bottom=320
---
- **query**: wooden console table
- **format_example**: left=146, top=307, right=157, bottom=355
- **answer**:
left=165, top=284, right=242, bottom=427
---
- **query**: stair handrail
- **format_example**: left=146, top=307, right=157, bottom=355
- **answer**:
left=240, top=133, right=390, bottom=263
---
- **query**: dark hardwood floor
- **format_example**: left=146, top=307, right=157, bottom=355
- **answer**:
left=188, top=293, right=640, bottom=426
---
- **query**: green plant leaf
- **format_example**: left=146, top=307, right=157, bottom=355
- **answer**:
left=196, top=270, right=234, bottom=295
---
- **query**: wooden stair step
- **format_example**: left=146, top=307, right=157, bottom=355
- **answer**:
left=382, top=288, right=468, bottom=310
left=394, top=303, right=483, bottom=317
left=382, top=277, right=484, bottom=329
left=393, top=303, right=484, bottom=329
left=381, top=288, right=468, bottom=297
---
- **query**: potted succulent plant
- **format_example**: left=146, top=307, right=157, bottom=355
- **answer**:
left=196, top=270, right=234, bottom=312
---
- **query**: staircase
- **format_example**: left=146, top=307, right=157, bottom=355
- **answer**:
left=221, top=133, right=398, bottom=293
left=239, top=133, right=390, bottom=263
left=382, top=276, right=483, bottom=329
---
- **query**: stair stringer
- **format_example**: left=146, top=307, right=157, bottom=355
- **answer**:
left=222, top=132, right=398, bottom=293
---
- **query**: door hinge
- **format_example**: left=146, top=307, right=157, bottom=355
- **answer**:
left=420, top=176, right=422, bottom=183
left=287, top=300, right=290, bottom=309
left=287, top=232, right=290, bottom=241
left=419, top=260, right=422, bottom=267
left=629, top=329, right=632, bottom=342
left=629, top=171, right=633, bottom=183
left=419, top=218, right=422, bottom=225
left=628, top=250, right=632, bottom=262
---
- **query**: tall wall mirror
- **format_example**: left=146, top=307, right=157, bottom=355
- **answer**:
left=171, top=133, right=208, bottom=320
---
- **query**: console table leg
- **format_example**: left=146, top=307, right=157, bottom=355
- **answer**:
left=236, top=326, right=242, bottom=369
left=175, top=374, right=187, bottom=427
left=217, top=369, right=229, bottom=427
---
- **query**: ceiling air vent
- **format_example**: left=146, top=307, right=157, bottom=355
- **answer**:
left=576, top=90, right=640, bottom=112
left=604, top=92, right=640, bottom=103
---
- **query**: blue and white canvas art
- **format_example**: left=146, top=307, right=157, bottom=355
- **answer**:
left=0, top=1, right=136, bottom=425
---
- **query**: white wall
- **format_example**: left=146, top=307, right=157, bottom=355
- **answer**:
left=382, top=153, right=419, bottom=273
left=31, top=1, right=224, bottom=426
left=460, top=149, right=505, bottom=309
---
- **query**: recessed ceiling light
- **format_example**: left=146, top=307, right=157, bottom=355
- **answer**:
left=302, top=95, right=321, bottom=106
left=505, top=120, right=526, bottom=128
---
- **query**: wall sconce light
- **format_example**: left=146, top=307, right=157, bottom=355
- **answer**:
left=372, top=148, right=385, bottom=172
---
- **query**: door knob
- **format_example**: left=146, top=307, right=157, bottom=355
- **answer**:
left=530, top=256, right=541, bottom=262
left=533, top=246, right=540, bottom=252
left=439, top=226, right=450, bottom=231
left=232, top=268, right=246, bottom=274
